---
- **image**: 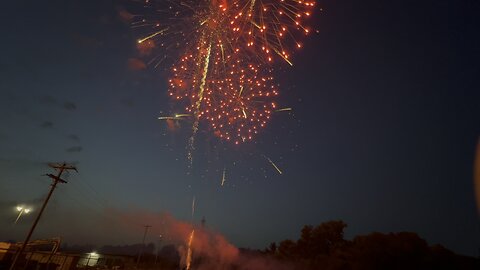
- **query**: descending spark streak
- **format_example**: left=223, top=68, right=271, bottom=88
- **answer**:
left=273, top=48, right=293, bottom=66
left=186, top=229, right=195, bottom=270
left=276, top=107, right=292, bottom=112
left=221, top=167, right=226, bottom=186
left=220, top=43, right=225, bottom=63
left=137, top=28, right=168, bottom=44
left=158, top=116, right=177, bottom=120
left=265, top=155, right=283, bottom=175
left=158, top=113, right=190, bottom=120
left=188, top=41, right=212, bottom=163
left=158, top=116, right=184, bottom=120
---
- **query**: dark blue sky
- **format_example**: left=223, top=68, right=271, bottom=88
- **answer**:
left=1, top=0, right=479, bottom=256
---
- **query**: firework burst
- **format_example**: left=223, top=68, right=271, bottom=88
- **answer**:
left=131, top=0, right=316, bottom=146
left=169, top=53, right=278, bottom=144
left=230, top=0, right=316, bottom=65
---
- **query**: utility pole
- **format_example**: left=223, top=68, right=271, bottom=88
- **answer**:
left=136, top=225, right=151, bottom=268
left=9, top=163, right=77, bottom=270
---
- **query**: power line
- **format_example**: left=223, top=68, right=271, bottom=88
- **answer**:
left=72, top=175, right=110, bottom=207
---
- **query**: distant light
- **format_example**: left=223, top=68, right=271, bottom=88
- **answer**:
left=24, top=209, right=31, bottom=214
left=16, top=206, right=23, bottom=212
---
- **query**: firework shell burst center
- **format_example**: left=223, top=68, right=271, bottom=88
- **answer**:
left=135, top=0, right=316, bottom=144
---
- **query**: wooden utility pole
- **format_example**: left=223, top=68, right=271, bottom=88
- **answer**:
left=9, top=163, right=77, bottom=270
left=136, top=225, right=152, bottom=268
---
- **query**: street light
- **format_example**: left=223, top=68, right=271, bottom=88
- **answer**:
left=14, top=206, right=32, bottom=224
left=85, top=251, right=99, bottom=267
left=154, top=234, right=163, bottom=265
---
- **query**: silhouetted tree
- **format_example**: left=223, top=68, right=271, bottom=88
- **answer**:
left=267, top=221, right=479, bottom=270
left=300, top=220, right=347, bottom=257
left=278, top=239, right=296, bottom=260
left=342, top=232, right=429, bottom=270
left=268, top=242, right=277, bottom=254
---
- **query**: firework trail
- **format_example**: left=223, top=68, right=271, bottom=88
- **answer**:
left=264, top=155, right=283, bottom=175
left=276, top=107, right=292, bottom=112
left=158, top=116, right=178, bottom=120
left=188, top=40, right=212, bottom=163
left=186, top=229, right=195, bottom=270
left=186, top=196, right=196, bottom=270
left=137, top=27, right=169, bottom=44
left=158, top=113, right=190, bottom=120
left=221, top=166, right=226, bottom=186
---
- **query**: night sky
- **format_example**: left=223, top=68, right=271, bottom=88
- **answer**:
left=1, top=0, right=479, bottom=257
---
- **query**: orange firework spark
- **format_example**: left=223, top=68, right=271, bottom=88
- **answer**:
left=132, top=0, right=316, bottom=145
left=204, top=59, right=278, bottom=144
left=170, top=53, right=278, bottom=144
left=230, top=0, right=315, bottom=65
